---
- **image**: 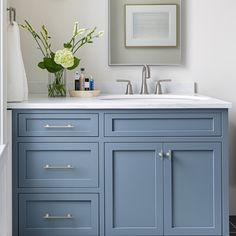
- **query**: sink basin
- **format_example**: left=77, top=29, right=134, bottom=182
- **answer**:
left=99, top=94, right=210, bottom=101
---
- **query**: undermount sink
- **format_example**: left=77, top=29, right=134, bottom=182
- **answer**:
left=99, top=94, right=210, bottom=101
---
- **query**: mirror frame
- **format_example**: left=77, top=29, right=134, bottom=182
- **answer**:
left=108, top=0, right=182, bottom=66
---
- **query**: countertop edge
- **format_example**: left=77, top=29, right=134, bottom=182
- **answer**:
left=7, top=95, right=232, bottom=110
left=7, top=104, right=232, bottom=109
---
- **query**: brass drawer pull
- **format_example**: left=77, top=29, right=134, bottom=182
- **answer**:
left=44, top=124, right=74, bottom=129
left=44, top=213, right=73, bottom=219
left=43, top=164, right=74, bottom=170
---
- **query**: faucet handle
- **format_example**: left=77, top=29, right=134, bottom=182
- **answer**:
left=155, top=79, right=172, bottom=95
left=116, top=80, right=133, bottom=95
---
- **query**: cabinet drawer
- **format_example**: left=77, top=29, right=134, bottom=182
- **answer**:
left=19, top=194, right=99, bottom=236
left=19, top=143, right=98, bottom=188
left=104, top=112, right=222, bottom=137
left=18, top=113, right=98, bottom=137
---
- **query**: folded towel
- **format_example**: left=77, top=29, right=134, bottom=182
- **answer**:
left=7, top=21, right=28, bottom=102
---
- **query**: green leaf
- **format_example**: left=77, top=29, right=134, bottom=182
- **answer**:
left=38, top=61, right=46, bottom=69
left=50, top=52, right=55, bottom=59
left=64, top=43, right=72, bottom=49
left=43, top=57, right=63, bottom=73
left=67, top=57, right=80, bottom=70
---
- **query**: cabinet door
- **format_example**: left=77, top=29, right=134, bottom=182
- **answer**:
left=105, top=143, right=163, bottom=236
left=163, top=143, right=221, bottom=235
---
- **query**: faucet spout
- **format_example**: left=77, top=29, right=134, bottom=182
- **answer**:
left=140, top=65, right=151, bottom=94
left=144, top=64, right=151, bottom=79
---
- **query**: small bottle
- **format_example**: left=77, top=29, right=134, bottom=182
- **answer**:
left=79, top=68, right=86, bottom=91
left=74, top=71, right=80, bottom=90
left=89, top=77, right=94, bottom=91
left=84, top=78, right=90, bottom=91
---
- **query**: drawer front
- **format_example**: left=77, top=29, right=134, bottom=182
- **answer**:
left=19, top=143, right=98, bottom=188
left=19, top=194, right=99, bottom=236
left=18, top=113, right=98, bottom=137
left=104, top=112, right=222, bottom=137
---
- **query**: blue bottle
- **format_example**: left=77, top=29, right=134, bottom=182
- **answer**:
left=89, top=77, right=94, bottom=90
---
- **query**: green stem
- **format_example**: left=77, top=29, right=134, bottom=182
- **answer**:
left=48, top=70, right=66, bottom=97
left=40, top=32, right=51, bottom=56
left=24, top=20, right=47, bottom=57
left=72, top=38, right=83, bottom=52
left=72, top=28, right=96, bottom=53
left=72, top=38, right=75, bottom=49
left=73, top=43, right=84, bottom=54
left=73, top=38, right=90, bottom=54
left=34, top=36, right=46, bottom=57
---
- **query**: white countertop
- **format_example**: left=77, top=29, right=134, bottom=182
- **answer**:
left=7, top=94, right=232, bottom=109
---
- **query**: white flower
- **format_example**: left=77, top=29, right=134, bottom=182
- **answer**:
left=54, top=48, right=74, bottom=68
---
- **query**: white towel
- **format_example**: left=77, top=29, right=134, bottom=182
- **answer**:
left=7, top=21, right=28, bottom=102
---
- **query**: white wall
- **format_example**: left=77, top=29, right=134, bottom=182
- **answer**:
left=11, top=0, right=236, bottom=214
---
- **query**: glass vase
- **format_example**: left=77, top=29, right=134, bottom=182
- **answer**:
left=48, top=69, right=66, bottom=97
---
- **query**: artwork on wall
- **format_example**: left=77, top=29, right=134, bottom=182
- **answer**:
left=125, top=4, right=177, bottom=47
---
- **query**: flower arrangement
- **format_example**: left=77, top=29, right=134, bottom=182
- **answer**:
left=20, top=21, right=104, bottom=97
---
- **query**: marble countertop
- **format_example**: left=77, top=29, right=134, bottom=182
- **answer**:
left=7, top=94, right=232, bottom=109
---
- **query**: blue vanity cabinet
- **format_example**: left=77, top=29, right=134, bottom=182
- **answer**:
left=105, top=143, right=164, bottom=236
left=12, top=109, right=229, bottom=236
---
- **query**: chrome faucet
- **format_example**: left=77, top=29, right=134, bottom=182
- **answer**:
left=140, top=65, right=151, bottom=94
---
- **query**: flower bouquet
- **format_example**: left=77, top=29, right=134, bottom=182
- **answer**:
left=20, top=21, right=103, bottom=97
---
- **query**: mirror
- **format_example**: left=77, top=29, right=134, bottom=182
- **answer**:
left=109, top=0, right=182, bottom=66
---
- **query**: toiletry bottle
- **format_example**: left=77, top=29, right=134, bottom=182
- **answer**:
left=89, top=76, right=94, bottom=90
left=75, top=71, right=80, bottom=90
left=84, top=78, right=90, bottom=91
left=79, top=68, right=86, bottom=91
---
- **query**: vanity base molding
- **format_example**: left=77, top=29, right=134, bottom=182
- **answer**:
left=12, top=109, right=229, bottom=236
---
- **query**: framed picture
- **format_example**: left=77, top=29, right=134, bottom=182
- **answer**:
left=125, top=4, right=177, bottom=47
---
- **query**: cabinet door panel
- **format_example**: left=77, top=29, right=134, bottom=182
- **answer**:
left=105, top=143, right=163, bottom=236
left=164, top=143, right=221, bottom=235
